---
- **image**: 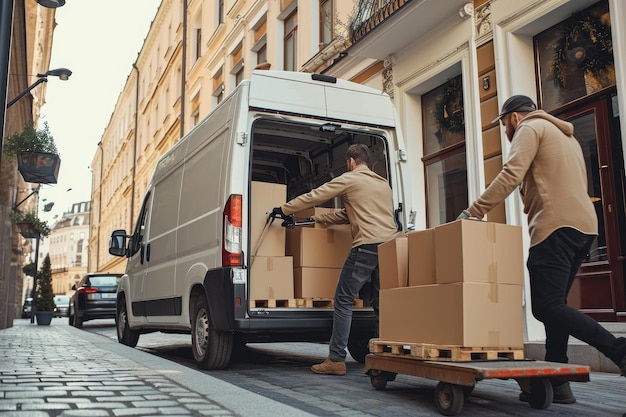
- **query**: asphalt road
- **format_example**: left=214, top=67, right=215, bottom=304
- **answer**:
left=79, top=319, right=626, bottom=417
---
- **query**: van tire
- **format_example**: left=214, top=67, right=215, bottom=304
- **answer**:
left=348, top=335, right=370, bottom=363
left=192, top=295, right=233, bottom=370
left=117, top=296, right=140, bottom=347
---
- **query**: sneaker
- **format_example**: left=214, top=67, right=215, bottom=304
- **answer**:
left=519, top=381, right=576, bottom=404
left=311, top=358, right=346, bottom=376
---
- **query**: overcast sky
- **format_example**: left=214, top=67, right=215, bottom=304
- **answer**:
left=37, top=0, right=161, bottom=224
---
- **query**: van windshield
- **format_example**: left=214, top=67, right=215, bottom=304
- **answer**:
left=250, top=118, right=390, bottom=203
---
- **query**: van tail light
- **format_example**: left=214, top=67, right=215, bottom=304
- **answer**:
left=222, top=194, right=242, bottom=266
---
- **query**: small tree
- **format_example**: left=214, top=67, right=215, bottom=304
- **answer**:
left=36, top=254, right=56, bottom=312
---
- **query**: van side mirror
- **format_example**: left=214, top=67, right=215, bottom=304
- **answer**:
left=109, top=229, right=129, bottom=257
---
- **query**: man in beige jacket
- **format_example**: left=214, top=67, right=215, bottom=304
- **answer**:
left=272, top=143, right=401, bottom=375
left=458, top=95, right=626, bottom=403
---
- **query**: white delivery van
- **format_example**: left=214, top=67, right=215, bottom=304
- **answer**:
left=109, top=70, right=413, bottom=370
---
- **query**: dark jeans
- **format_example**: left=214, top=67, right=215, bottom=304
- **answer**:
left=528, top=227, right=626, bottom=366
left=328, top=243, right=380, bottom=362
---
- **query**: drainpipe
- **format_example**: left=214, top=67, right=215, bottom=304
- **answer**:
left=96, top=141, right=103, bottom=272
left=180, top=0, right=187, bottom=138
left=131, top=63, right=139, bottom=230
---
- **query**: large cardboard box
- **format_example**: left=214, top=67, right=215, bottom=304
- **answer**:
left=251, top=182, right=287, bottom=257
left=250, top=256, right=294, bottom=300
left=434, top=220, right=523, bottom=285
left=379, top=283, right=523, bottom=347
left=407, top=229, right=436, bottom=286
left=294, top=267, right=341, bottom=298
left=378, top=237, right=408, bottom=289
left=286, top=227, right=352, bottom=268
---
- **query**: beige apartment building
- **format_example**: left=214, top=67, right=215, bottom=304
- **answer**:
left=89, top=0, right=358, bottom=274
left=91, top=0, right=626, bottom=342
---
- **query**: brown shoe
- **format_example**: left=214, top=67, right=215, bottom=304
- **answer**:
left=311, top=358, right=346, bottom=375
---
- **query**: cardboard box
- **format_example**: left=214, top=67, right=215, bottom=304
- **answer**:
left=434, top=220, right=523, bottom=285
left=286, top=227, right=352, bottom=268
left=378, top=237, right=408, bottom=289
left=294, top=267, right=341, bottom=298
left=250, top=256, right=294, bottom=300
left=407, top=229, right=436, bottom=286
left=379, top=283, right=523, bottom=347
left=251, top=182, right=287, bottom=257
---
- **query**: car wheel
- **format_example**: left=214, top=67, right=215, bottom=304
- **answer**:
left=73, top=303, right=83, bottom=329
left=117, top=296, right=139, bottom=347
left=191, top=295, right=232, bottom=370
left=68, top=313, right=74, bottom=326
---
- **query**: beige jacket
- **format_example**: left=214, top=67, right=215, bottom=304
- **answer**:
left=282, top=165, right=401, bottom=247
left=468, top=110, right=597, bottom=247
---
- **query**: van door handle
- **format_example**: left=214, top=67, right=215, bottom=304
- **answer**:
left=140, top=245, right=145, bottom=264
left=146, top=243, right=151, bottom=262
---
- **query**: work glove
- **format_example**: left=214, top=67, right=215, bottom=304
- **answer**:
left=281, top=215, right=295, bottom=228
left=270, top=206, right=286, bottom=219
left=456, top=209, right=471, bottom=220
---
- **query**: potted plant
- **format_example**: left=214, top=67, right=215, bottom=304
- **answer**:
left=11, top=210, right=51, bottom=239
left=34, top=254, right=55, bottom=326
left=2, top=121, right=61, bottom=184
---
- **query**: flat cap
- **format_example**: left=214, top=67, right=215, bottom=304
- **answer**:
left=492, top=95, right=537, bottom=123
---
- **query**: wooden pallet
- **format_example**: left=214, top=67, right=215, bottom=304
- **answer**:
left=250, top=298, right=364, bottom=309
left=249, top=299, right=298, bottom=308
left=369, top=339, right=525, bottom=362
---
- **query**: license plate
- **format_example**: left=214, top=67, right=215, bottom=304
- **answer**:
left=100, top=293, right=116, bottom=298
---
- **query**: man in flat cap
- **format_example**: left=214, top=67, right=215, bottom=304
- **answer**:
left=458, top=95, right=626, bottom=403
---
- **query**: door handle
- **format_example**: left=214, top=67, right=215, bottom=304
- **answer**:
left=146, top=243, right=151, bottom=262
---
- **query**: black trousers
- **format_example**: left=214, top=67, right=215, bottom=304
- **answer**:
left=527, top=227, right=626, bottom=365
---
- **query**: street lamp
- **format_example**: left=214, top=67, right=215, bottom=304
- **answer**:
left=6, top=67, right=72, bottom=108
left=37, top=0, right=66, bottom=8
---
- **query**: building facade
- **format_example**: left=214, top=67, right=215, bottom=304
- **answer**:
left=47, top=201, right=90, bottom=295
left=90, top=0, right=626, bottom=342
left=0, top=1, right=59, bottom=328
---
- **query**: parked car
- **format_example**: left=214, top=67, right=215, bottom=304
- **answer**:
left=69, top=273, right=122, bottom=328
left=21, top=297, right=33, bottom=318
left=53, top=295, right=70, bottom=317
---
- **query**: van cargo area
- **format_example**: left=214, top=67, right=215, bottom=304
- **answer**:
left=241, top=117, right=390, bottom=336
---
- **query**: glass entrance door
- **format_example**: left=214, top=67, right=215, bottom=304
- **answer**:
left=558, top=92, right=626, bottom=321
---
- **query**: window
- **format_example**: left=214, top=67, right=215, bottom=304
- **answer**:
left=534, top=0, right=614, bottom=112
left=218, top=0, right=224, bottom=25
left=284, top=10, right=297, bottom=71
left=194, top=28, right=202, bottom=62
left=231, top=43, right=244, bottom=86
left=320, top=0, right=333, bottom=48
left=421, top=75, right=467, bottom=227
left=252, top=16, right=268, bottom=66
left=213, top=67, right=224, bottom=105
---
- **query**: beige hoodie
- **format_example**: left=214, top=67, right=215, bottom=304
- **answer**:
left=281, top=165, right=401, bottom=247
left=468, top=110, right=597, bottom=246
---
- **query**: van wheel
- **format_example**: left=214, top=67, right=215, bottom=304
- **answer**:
left=348, top=335, right=370, bottom=363
left=192, top=296, right=233, bottom=370
left=117, top=296, right=139, bottom=347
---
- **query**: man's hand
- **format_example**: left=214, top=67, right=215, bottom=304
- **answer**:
left=456, top=209, right=471, bottom=220
left=270, top=206, right=286, bottom=219
left=281, top=215, right=295, bottom=228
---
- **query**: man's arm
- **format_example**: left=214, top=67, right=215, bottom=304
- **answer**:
left=314, top=209, right=349, bottom=225
left=281, top=176, right=348, bottom=215
left=467, top=124, right=539, bottom=218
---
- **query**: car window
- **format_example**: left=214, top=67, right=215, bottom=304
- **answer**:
left=88, top=276, right=120, bottom=287
left=54, top=296, right=70, bottom=305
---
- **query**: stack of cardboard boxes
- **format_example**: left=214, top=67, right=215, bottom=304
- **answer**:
left=378, top=220, right=524, bottom=348
left=250, top=181, right=353, bottom=301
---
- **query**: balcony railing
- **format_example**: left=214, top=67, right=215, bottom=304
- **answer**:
left=351, top=0, right=411, bottom=44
